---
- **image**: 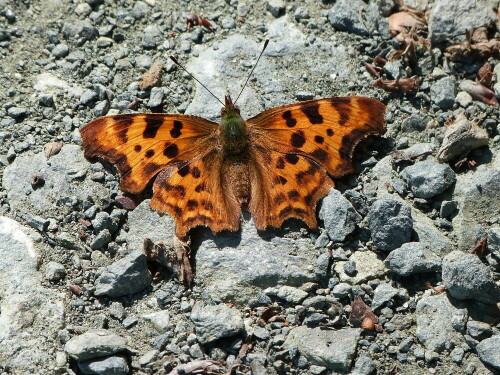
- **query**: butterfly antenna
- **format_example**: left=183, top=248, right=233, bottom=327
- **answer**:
left=169, top=55, right=225, bottom=107
left=234, top=39, right=269, bottom=106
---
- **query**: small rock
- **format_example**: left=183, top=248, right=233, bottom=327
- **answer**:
left=109, top=302, right=126, bottom=320
left=367, top=199, right=412, bottom=251
left=94, top=252, right=152, bottom=298
left=90, top=229, right=112, bottom=250
left=351, top=354, right=376, bottom=375
left=45, top=261, right=66, bottom=281
left=190, top=303, right=245, bottom=345
left=466, top=320, right=493, bottom=341
left=148, top=87, right=164, bottom=108
left=319, top=189, right=362, bottom=243
left=476, top=335, right=500, bottom=370
left=64, top=329, right=127, bottom=361
left=371, top=283, right=399, bottom=310
left=430, top=76, right=456, bottom=110
left=440, top=200, right=457, bottom=218
left=78, top=355, right=129, bottom=375
left=221, top=16, right=236, bottom=29
left=327, top=0, right=368, bottom=36
left=7, top=106, right=28, bottom=119
left=401, top=114, right=427, bottom=133
left=442, top=251, right=500, bottom=304
left=284, top=327, right=361, bottom=371
left=277, top=285, right=308, bottom=304
left=455, top=91, right=472, bottom=107
left=294, top=6, right=310, bottom=21
left=92, top=212, right=118, bottom=234
left=143, top=310, right=170, bottom=332
left=266, top=0, right=285, bottom=17
left=331, top=283, right=351, bottom=298
left=80, top=89, right=98, bottom=106
left=334, top=251, right=386, bottom=284
left=401, top=160, right=456, bottom=198
left=132, top=1, right=150, bottom=19
left=96, top=36, right=113, bottom=48
left=385, top=242, right=442, bottom=276
left=52, top=43, right=69, bottom=58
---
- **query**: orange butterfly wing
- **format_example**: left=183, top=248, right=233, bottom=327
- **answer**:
left=81, top=114, right=239, bottom=237
left=247, top=96, right=386, bottom=230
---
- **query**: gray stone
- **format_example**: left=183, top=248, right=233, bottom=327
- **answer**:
left=466, top=320, right=493, bottom=341
left=371, top=283, right=399, bottom=310
left=284, top=327, right=361, bottom=371
left=62, top=21, right=98, bottom=41
left=476, top=335, right=500, bottom=370
left=442, top=251, right=500, bottom=304
left=266, top=0, right=285, bottom=17
left=367, top=199, right=412, bottom=251
left=94, top=252, right=152, bottom=297
left=331, top=283, right=351, bottom=298
left=78, top=355, right=129, bottom=375
left=294, top=6, right=310, bottom=21
left=148, top=87, right=164, bottom=108
left=52, top=43, right=69, bottom=58
left=454, top=168, right=500, bottom=250
left=190, top=303, right=244, bottom=345
left=327, top=0, right=368, bottom=36
left=429, top=0, right=498, bottom=43
left=456, top=91, right=472, bottom=107
left=45, top=261, right=66, bottom=281
left=124, top=200, right=175, bottom=254
left=385, top=242, right=442, bottom=277
left=142, top=25, right=161, bottom=49
left=221, top=16, right=236, bottom=29
left=143, top=310, right=170, bottom=332
left=440, top=200, right=457, bottom=218
left=7, top=106, right=28, bottom=119
left=135, top=54, right=152, bottom=68
left=92, top=212, right=118, bottom=234
left=80, top=89, right=98, bottom=106
left=195, top=220, right=318, bottom=304
left=132, top=1, right=149, bottom=19
left=90, top=229, right=112, bottom=250
left=350, top=354, right=376, bottom=375
left=334, top=251, right=386, bottom=284
left=0, top=217, right=65, bottom=374
left=277, top=285, right=308, bottom=304
left=430, top=76, right=457, bottom=109
left=401, top=160, right=456, bottom=198
left=64, top=329, right=127, bottom=361
left=401, top=114, right=428, bottom=133
left=96, top=36, right=113, bottom=48
left=319, top=189, right=361, bottom=243
left=416, top=293, right=465, bottom=352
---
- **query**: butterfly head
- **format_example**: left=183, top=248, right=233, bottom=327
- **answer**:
left=221, top=95, right=241, bottom=118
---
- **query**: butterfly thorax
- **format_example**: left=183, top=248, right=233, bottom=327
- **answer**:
left=220, top=96, right=250, bottom=160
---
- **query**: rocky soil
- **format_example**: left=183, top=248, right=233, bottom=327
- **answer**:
left=0, top=0, right=499, bottom=374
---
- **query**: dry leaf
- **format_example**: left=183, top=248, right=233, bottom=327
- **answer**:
left=436, top=112, right=489, bottom=163
left=446, top=27, right=500, bottom=60
left=363, top=61, right=383, bottom=78
left=349, top=296, right=382, bottom=332
left=469, top=236, right=488, bottom=258
left=388, top=12, right=425, bottom=38
left=185, top=13, right=213, bottom=30
left=459, top=80, right=498, bottom=106
left=476, top=62, right=495, bottom=88
left=373, top=77, right=421, bottom=93
left=44, top=141, right=63, bottom=158
left=140, top=61, right=163, bottom=91
left=166, top=360, right=224, bottom=375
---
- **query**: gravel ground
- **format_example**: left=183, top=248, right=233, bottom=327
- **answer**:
left=1, top=0, right=500, bottom=375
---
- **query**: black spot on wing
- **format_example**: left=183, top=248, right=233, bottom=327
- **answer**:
left=134, top=145, right=142, bottom=152
left=191, top=166, right=201, bottom=178
left=285, top=154, right=299, bottom=164
left=145, top=149, right=155, bottom=158
left=143, top=117, right=163, bottom=138
left=178, top=165, right=190, bottom=177
left=276, top=157, right=285, bottom=169
left=186, top=200, right=198, bottom=210
left=282, top=110, right=297, bottom=128
left=311, top=148, right=328, bottom=162
left=164, top=143, right=179, bottom=158
left=301, top=102, right=323, bottom=124
left=291, top=130, right=306, bottom=148
left=170, top=120, right=183, bottom=138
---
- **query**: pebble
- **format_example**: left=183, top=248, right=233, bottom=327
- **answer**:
left=148, top=87, right=164, bottom=108
left=266, top=0, right=285, bottom=17
left=45, top=261, right=66, bottom=281
left=190, top=302, right=245, bottom=345
left=277, top=285, right=309, bottom=304
left=367, top=199, right=413, bottom=251
left=51, top=43, right=69, bottom=58
left=78, top=356, right=129, bottom=375
left=385, top=242, right=442, bottom=276
left=327, top=0, right=368, bottom=36
left=64, top=329, right=128, bottom=361
left=430, top=76, right=456, bottom=110
left=221, top=16, right=236, bottom=29
left=143, top=310, right=171, bottom=332
left=94, top=252, right=152, bottom=297
left=319, top=189, right=361, bottom=243
left=334, top=251, right=386, bottom=284
left=401, top=160, right=456, bottom=199
left=284, top=327, right=361, bottom=371
left=442, top=251, right=500, bottom=304
left=476, top=335, right=500, bottom=370
left=371, top=283, right=399, bottom=310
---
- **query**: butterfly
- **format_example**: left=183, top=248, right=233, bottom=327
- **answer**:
left=81, top=93, right=386, bottom=238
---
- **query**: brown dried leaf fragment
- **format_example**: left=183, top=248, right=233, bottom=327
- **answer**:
left=446, top=27, right=500, bottom=60
left=373, top=77, right=421, bottom=93
left=115, top=194, right=138, bottom=210
left=363, top=61, right=383, bottom=78
left=469, top=236, right=488, bottom=259
left=349, top=296, right=382, bottom=332
left=44, top=141, right=63, bottom=158
left=436, top=112, right=489, bottom=163
left=143, top=237, right=193, bottom=285
left=425, top=282, right=446, bottom=294
left=476, top=62, right=495, bottom=88
left=259, top=305, right=281, bottom=322
left=459, top=80, right=498, bottom=106
left=388, top=12, right=426, bottom=38
left=139, top=61, right=164, bottom=91
left=185, top=13, right=213, bottom=31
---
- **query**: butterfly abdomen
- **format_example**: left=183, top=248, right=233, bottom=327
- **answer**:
left=220, top=109, right=250, bottom=159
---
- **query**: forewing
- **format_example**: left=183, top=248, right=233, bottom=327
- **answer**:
left=80, top=113, right=219, bottom=194
left=247, top=96, right=386, bottom=177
